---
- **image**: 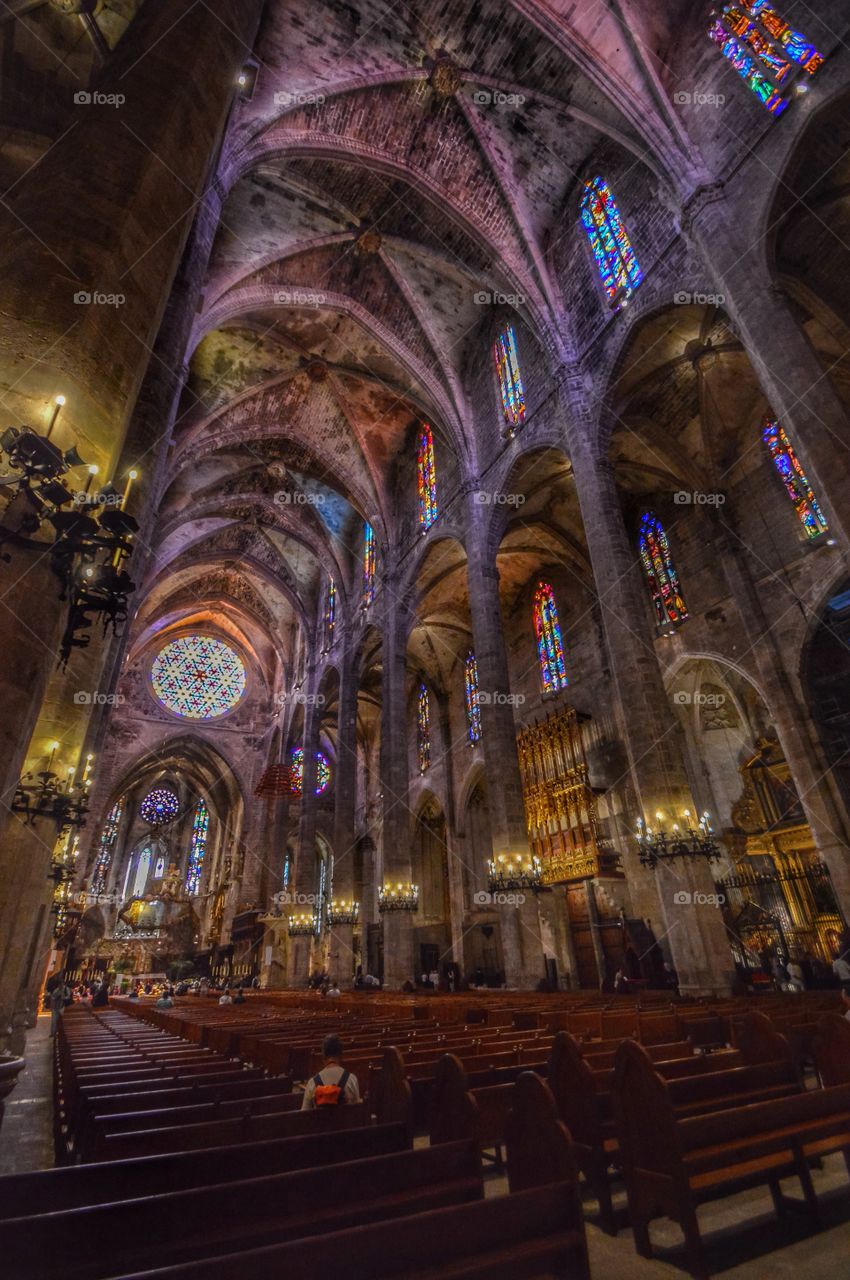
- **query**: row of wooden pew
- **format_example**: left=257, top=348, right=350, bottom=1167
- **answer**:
left=0, top=1005, right=592, bottom=1279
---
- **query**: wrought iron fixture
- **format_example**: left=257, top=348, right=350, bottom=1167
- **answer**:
left=635, top=808, right=722, bottom=870
left=0, top=414, right=139, bottom=665
left=13, top=755, right=89, bottom=832
left=287, top=912, right=318, bottom=936
left=486, top=853, right=543, bottom=893
left=378, top=883, right=419, bottom=913
left=326, top=899, right=359, bottom=926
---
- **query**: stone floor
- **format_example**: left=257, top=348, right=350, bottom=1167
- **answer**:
left=0, top=1013, right=54, bottom=1176
left=482, top=1154, right=850, bottom=1278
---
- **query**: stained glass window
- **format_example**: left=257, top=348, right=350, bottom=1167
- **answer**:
left=418, top=683, right=431, bottom=772
left=90, top=799, right=123, bottom=896
left=638, top=513, right=688, bottom=629
left=363, top=523, right=376, bottom=605
left=417, top=424, right=438, bottom=530
left=324, top=578, right=336, bottom=649
left=762, top=416, right=828, bottom=539
left=494, top=325, right=526, bottom=428
left=289, top=748, right=331, bottom=796
left=140, top=787, right=180, bottom=826
left=186, top=797, right=209, bottom=896
left=580, top=178, right=643, bottom=304
left=152, top=635, right=246, bottom=719
left=707, top=3, right=823, bottom=117
left=464, top=651, right=482, bottom=744
left=533, top=583, right=568, bottom=692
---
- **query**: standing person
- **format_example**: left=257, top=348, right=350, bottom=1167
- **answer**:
left=91, top=980, right=109, bottom=1008
left=786, top=958, right=805, bottom=992
left=833, top=951, right=850, bottom=994
left=301, top=1035, right=360, bottom=1109
left=48, top=983, right=66, bottom=1037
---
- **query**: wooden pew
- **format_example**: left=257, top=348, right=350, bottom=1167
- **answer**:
left=813, top=1012, right=850, bottom=1086
left=0, top=1122, right=411, bottom=1220
left=95, top=1099, right=371, bottom=1161
left=3, top=1140, right=482, bottom=1280
left=612, top=1038, right=850, bottom=1277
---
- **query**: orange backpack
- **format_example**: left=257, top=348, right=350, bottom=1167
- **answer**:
left=313, top=1069, right=350, bottom=1107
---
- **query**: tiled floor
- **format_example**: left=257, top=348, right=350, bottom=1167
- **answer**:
left=0, top=1013, right=54, bottom=1176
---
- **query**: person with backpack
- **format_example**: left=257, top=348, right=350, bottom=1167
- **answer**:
left=300, top=1034, right=360, bottom=1109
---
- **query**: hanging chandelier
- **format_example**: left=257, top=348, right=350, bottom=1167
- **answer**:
left=486, top=853, right=543, bottom=893
left=378, top=883, right=419, bottom=913
left=12, top=743, right=91, bottom=832
left=288, top=912, right=319, bottom=936
left=326, top=899, right=359, bottom=926
left=635, top=808, right=722, bottom=870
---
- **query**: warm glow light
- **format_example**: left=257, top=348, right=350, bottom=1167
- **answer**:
left=55, top=394, right=66, bottom=406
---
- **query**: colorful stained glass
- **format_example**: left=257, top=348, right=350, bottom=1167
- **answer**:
left=580, top=178, right=643, bottom=304
left=762, top=416, right=828, bottom=539
left=324, top=578, right=336, bottom=648
left=493, top=325, right=526, bottom=427
left=289, top=748, right=331, bottom=796
left=638, top=513, right=688, bottom=629
left=417, top=424, right=438, bottom=530
left=90, top=799, right=123, bottom=896
left=185, top=797, right=209, bottom=896
left=533, top=583, right=568, bottom=692
left=363, top=523, right=376, bottom=605
left=708, top=21, right=788, bottom=113
left=721, top=7, right=793, bottom=81
left=740, top=1, right=824, bottom=73
left=418, top=683, right=431, bottom=772
left=464, top=651, right=482, bottom=744
left=140, top=787, right=180, bottom=826
left=152, top=635, right=246, bottom=720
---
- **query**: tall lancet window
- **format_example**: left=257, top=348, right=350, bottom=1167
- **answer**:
left=323, top=578, right=336, bottom=649
left=363, top=523, right=376, bottom=605
left=638, top=512, right=688, bottom=629
left=707, top=3, right=823, bottom=118
left=762, top=416, right=828, bottom=539
left=417, top=423, right=438, bottom=530
left=185, top=797, right=209, bottom=896
left=464, top=650, right=482, bottom=744
left=91, top=799, right=123, bottom=897
left=533, top=583, right=568, bottom=692
left=580, top=177, right=643, bottom=304
left=494, top=325, right=526, bottom=428
left=417, top=683, right=431, bottom=773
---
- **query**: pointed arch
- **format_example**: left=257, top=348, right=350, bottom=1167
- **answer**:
left=533, top=582, right=568, bottom=692
left=762, top=415, right=828, bottom=539
left=580, top=176, right=642, bottom=305
left=638, top=512, right=688, bottom=628
left=417, top=423, right=438, bottom=530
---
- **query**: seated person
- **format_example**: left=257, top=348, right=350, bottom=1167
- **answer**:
left=301, top=1034, right=360, bottom=1109
left=155, top=992, right=174, bottom=1009
left=219, top=990, right=233, bottom=1005
left=232, top=988, right=246, bottom=1004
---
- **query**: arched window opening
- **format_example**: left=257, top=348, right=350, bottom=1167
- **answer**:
left=638, top=512, right=688, bottom=630
left=90, top=799, right=124, bottom=897
left=533, top=583, right=568, bottom=692
left=363, top=523, right=376, bottom=605
left=580, top=177, right=642, bottom=305
left=417, top=424, right=438, bottom=530
left=185, top=797, right=209, bottom=896
left=464, top=651, right=482, bottom=744
left=493, top=325, right=526, bottom=429
left=707, top=3, right=824, bottom=118
left=418, top=683, right=431, bottom=773
left=762, top=416, right=828, bottom=540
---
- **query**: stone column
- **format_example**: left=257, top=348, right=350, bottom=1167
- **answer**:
left=379, top=589, right=415, bottom=989
left=685, top=187, right=850, bottom=545
left=568, top=432, right=735, bottom=994
left=465, top=497, right=546, bottom=989
left=327, top=649, right=359, bottom=986
left=0, top=815, right=59, bottom=1052
left=286, top=673, right=321, bottom=987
